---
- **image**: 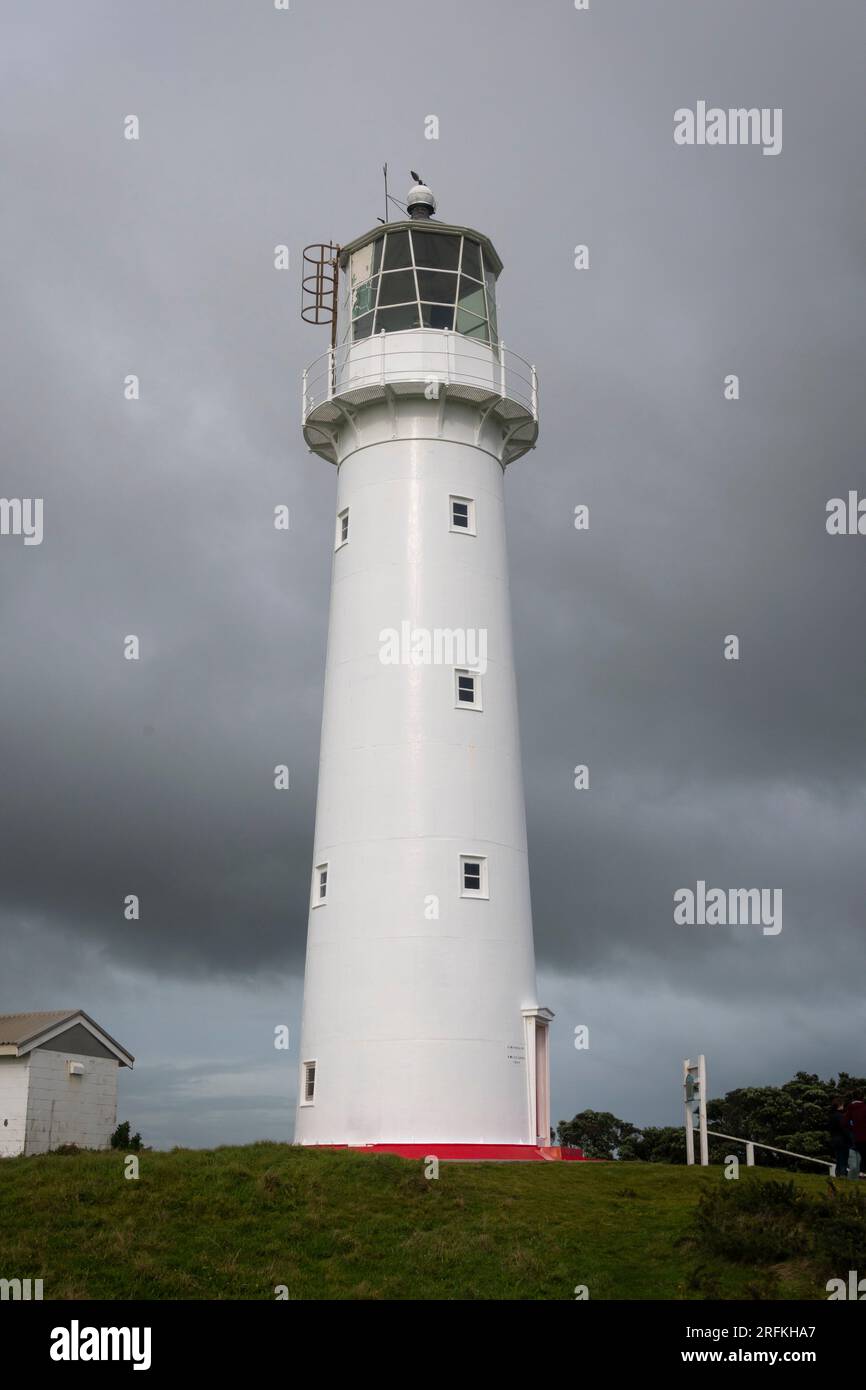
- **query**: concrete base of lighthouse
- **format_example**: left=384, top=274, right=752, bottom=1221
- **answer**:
left=295, top=1005, right=556, bottom=1152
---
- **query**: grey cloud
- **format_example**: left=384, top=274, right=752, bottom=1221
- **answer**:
left=1, top=0, right=864, bottom=1142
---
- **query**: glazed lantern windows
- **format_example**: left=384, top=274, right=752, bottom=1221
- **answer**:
left=348, top=230, right=497, bottom=346
left=410, top=231, right=460, bottom=271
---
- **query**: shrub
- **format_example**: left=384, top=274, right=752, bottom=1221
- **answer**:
left=110, top=1121, right=142, bottom=1152
left=810, top=1186, right=866, bottom=1269
left=692, top=1177, right=866, bottom=1274
left=693, top=1179, right=810, bottom=1264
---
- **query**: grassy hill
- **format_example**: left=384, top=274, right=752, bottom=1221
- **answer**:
left=0, top=1143, right=836, bottom=1300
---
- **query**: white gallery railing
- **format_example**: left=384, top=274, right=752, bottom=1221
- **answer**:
left=302, top=330, right=538, bottom=422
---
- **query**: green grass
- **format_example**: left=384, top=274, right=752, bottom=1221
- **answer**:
left=0, top=1145, right=833, bottom=1300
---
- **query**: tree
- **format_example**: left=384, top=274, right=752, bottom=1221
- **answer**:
left=556, top=1110, right=639, bottom=1159
left=617, top=1126, right=687, bottom=1164
left=110, top=1120, right=142, bottom=1152
left=557, top=1071, right=866, bottom=1168
left=706, top=1071, right=866, bottom=1172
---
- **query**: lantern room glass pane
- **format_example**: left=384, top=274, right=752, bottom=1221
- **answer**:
left=350, top=244, right=375, bottom=287
left=375, top=304, right=420, bottom=332
left=460, top=238, right=483, bottom=281
left=420, top=303, right=454, bottom=329
left=416, top=270, right=457, bottom=304
left=352, top=278, right=377, bottom=317
left=377, top=270, right=416, bottom=306
left=484, top=264, right=498, bottom=341
left=411, top=229, right=461, bottom=271
left=339, top=275, right=351, bottom=343
left=352, top=311, right=375, bottom=340
left=456, top=309, right=489, bottom=341
left=458, top=277, right=486, bottom=318
left=383, top=230, right=412, bottom=270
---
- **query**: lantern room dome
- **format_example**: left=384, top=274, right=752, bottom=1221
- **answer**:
left=407, top=182, right=436, bottom=218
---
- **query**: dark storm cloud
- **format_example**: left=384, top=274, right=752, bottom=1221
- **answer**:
left=1, top=0, right=864, bottom=1141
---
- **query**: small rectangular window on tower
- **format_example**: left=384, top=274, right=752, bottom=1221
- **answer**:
left=313, top=862, right=328, bottom=906
left=460, top=854, right=488, bottom=899
left=455, top=668, right=482, bottom=710
left=301, top=1060, right=316, bottom=1105
left=335, top=508, right=349, bottom=549
left=449, top=495, right=476, bottom=535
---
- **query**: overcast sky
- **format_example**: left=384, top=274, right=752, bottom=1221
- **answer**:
left=1, top=0, right=864, bottom=1148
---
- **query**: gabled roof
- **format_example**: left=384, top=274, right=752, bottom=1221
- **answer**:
left=0, top=1010, right=134, bottom=1067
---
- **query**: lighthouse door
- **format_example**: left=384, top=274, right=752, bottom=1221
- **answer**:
left=534, top=1020, right=550, bottom=1145
left=522, top=1007, right=554, bottom=1145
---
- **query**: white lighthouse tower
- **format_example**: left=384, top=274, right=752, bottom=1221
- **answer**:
left=295, top=181, right=553, bottom=1152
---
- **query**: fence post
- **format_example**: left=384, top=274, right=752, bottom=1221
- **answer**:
left=302, top=367, right=308, bottom=419
left=500, top=341, right=506, bottom=399
left=746, top=1142, right=755, bottom=1167
left=531, top=364, right=538, bottom=419
left=697, top=1054, right=709, bottom=1165
left=684, top=1058, right=695, bottom=1165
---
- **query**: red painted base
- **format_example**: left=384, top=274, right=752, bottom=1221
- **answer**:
left=310, top=1143, right=587, bottom=1162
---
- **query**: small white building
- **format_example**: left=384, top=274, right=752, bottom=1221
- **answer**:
left=0, top=1010, right=134, bottom=1157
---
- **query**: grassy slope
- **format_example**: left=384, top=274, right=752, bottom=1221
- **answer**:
left=0, top=1143, right=830, bottom=1300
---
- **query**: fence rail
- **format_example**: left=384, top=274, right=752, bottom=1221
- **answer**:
left=705, top=1129, right=836, bottom=1174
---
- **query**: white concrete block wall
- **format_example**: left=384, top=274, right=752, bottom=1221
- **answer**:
left=24, top=1050, right=118, bottom=1155
left=0, top=1056, right=30, bottom=1157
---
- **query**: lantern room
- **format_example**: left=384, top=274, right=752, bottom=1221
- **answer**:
left=301, top=182, right=538, bottom=469
left=337, top=221, right=502, bottom=346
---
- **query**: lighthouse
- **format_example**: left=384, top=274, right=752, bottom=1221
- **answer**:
left=295, top=181, right=553, bottom=1151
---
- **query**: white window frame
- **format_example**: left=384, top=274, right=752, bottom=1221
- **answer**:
left=335, top=508, right=349, bottom=550
left=454, top=668, right=482, bottom=711
left=449, top=495, right=476, bottom=535
left=300, top=1059, right=317, bottom=1106
left=460, top=854, right=489, bottom=900
left=313, top=862, right=329, bottom=907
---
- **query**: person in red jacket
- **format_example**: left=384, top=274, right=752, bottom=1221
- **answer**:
left=829, top=1097, right=852, bottom=1177
left=844, top=1092, right=866, bottom=1175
